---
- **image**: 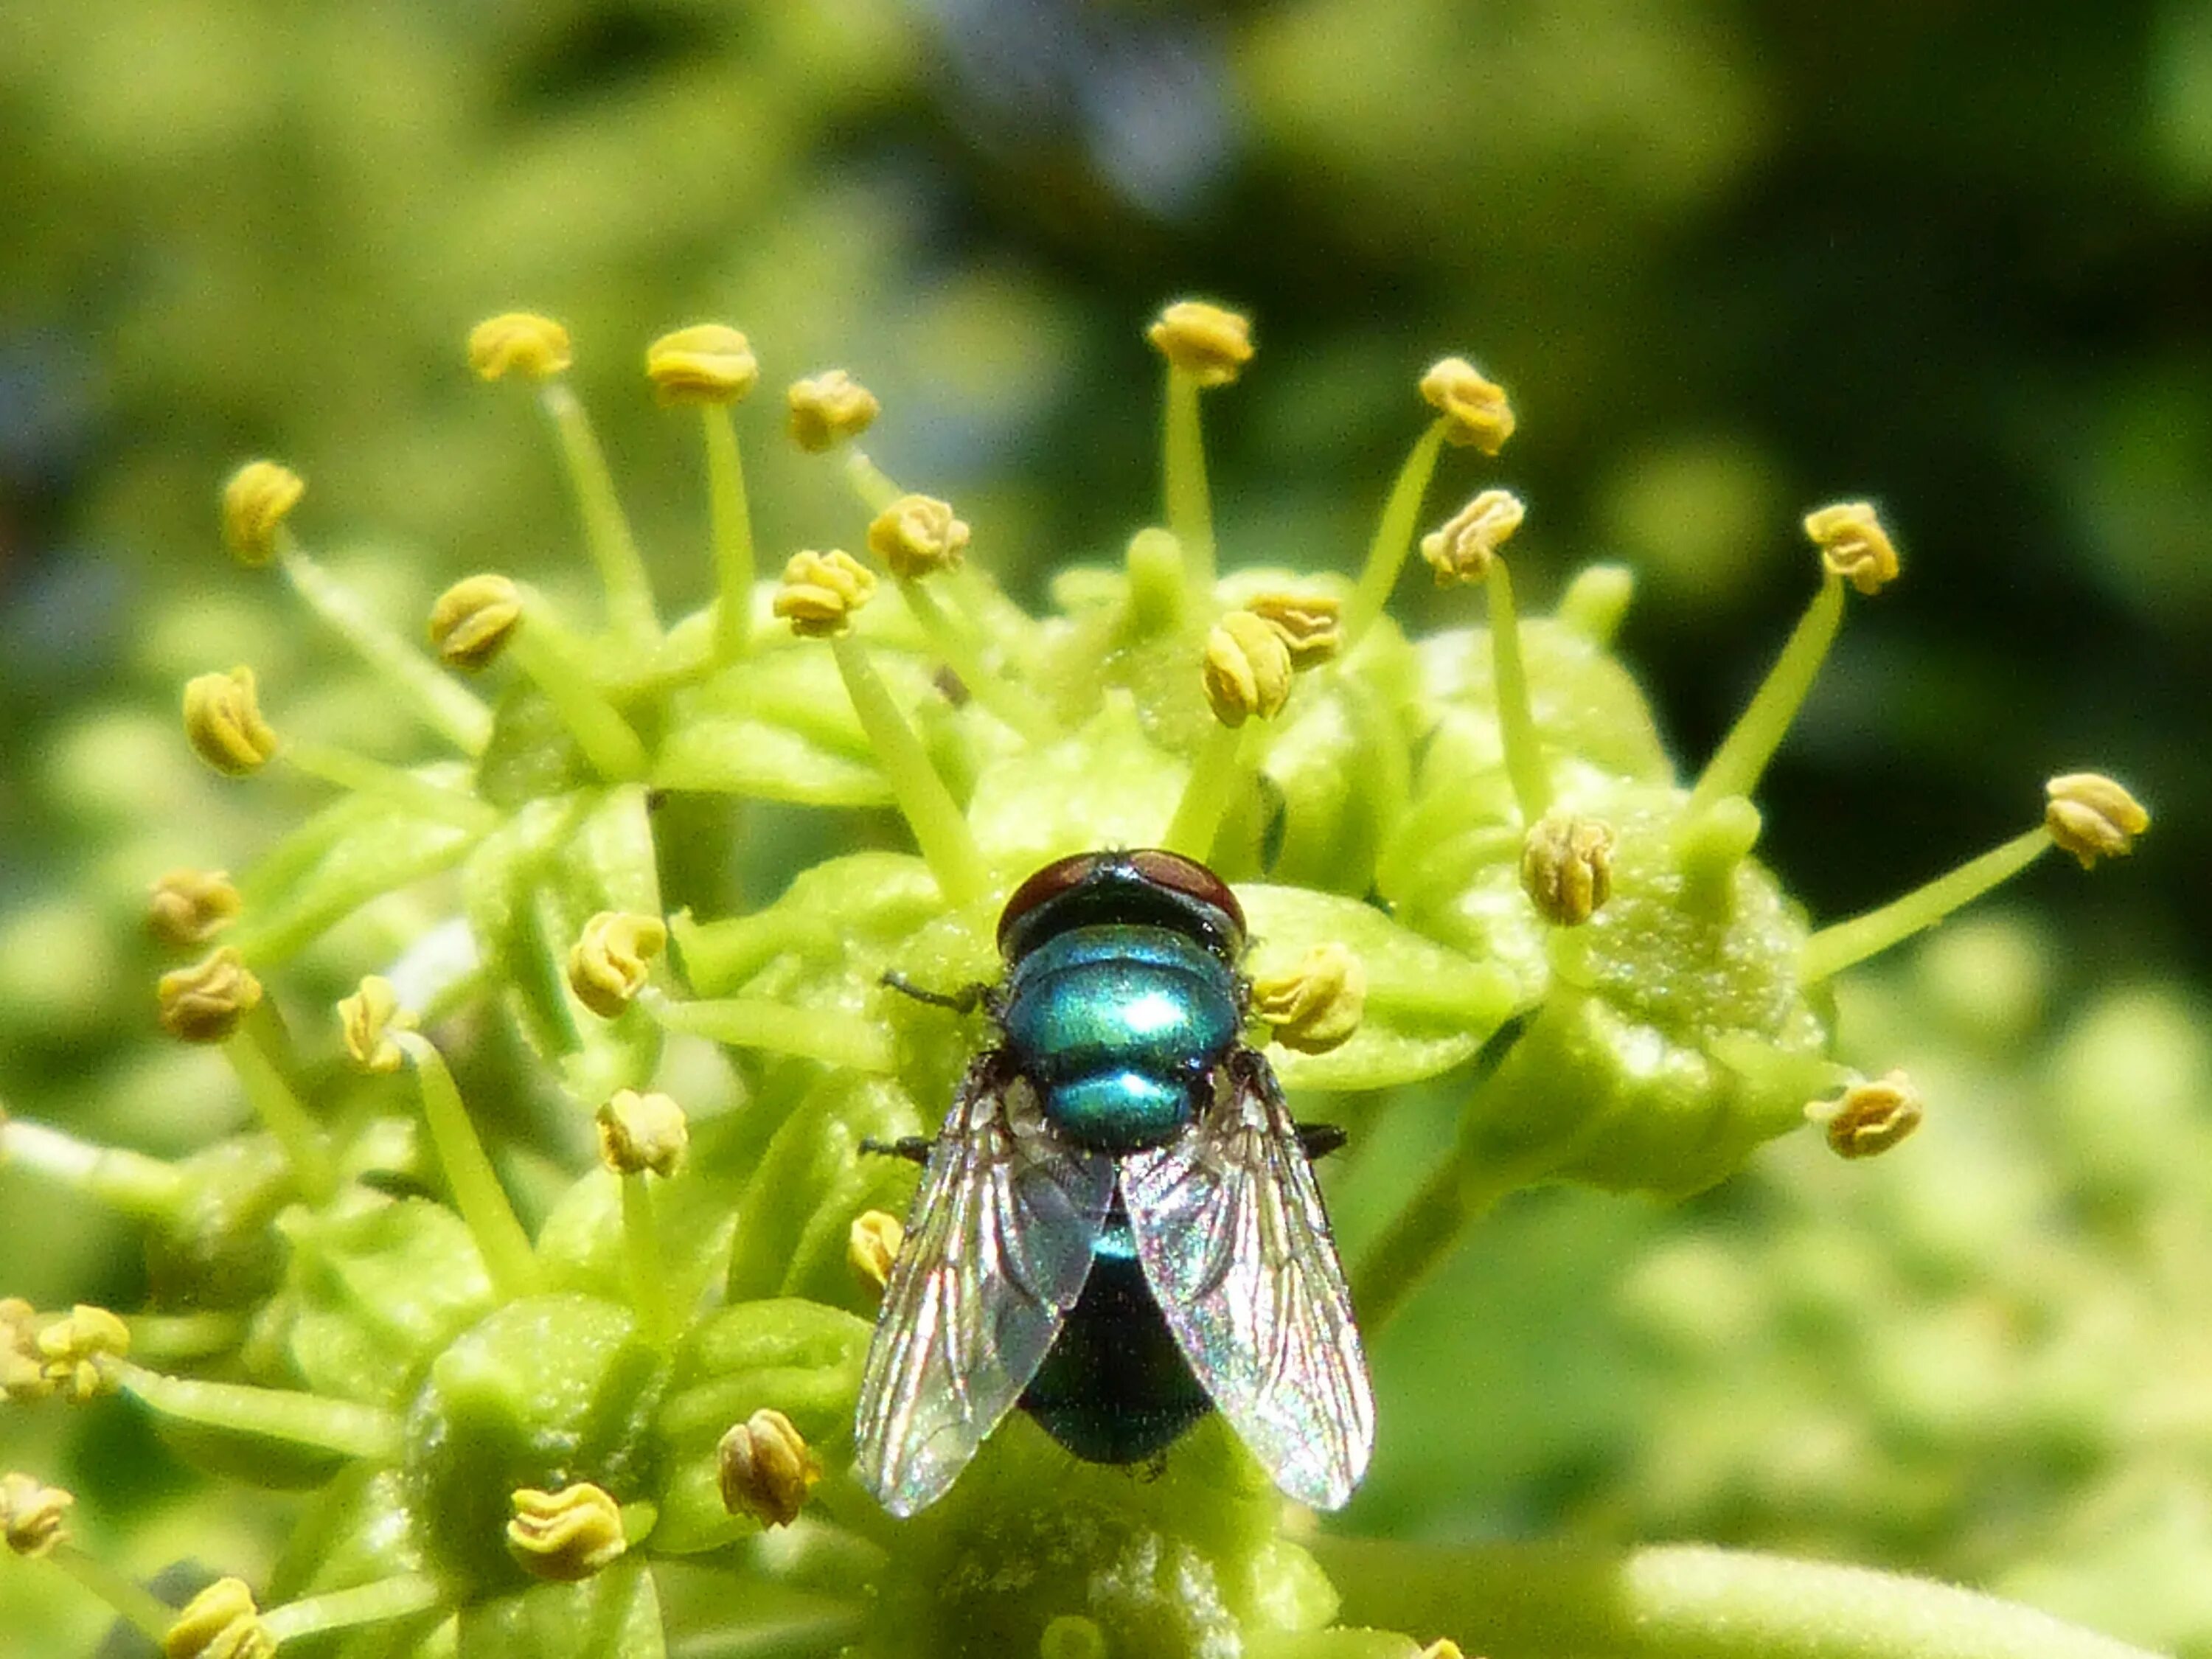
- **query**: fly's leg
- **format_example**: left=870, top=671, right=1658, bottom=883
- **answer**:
left=1295, top=1122, right=1347, bottom=1162
left=880, top=970, right=992, bottom=1015
left=860, top=1135, right=933, bottom=1164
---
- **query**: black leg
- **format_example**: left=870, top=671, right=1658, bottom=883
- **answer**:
left=880, top=970, right=989, bottom=1015
left=860, top=1135, right=933, bottom=1164
left=1295, top=1122, right=1347, bottom=1162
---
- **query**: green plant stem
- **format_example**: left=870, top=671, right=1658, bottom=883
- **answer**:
left=0, top=1115, right=185, bottom=1218
left=1800, top=827, right=2052, bottom=983
left=622, top=1174, right=674, bottom=1350
left=1312, top=1537, right=2165, bottom=1659
left=702, top=405, right=756, bottom=664
left=828, top=635, right=987, bottom=908
left=1161, top=721, right=1256, bottom=862
left=1162, top=364, right=1215, bottom=596
left=1349, top=1155, right=1505, bottom=1332
left=223, top=1016, right=336, bottom=1202
left=262, top=1573, right=445, bottom=1644
left=394, top=1032, right=539, bottom=1298
left=123, top=1311, right=248, bottom=1363
left=1690, top=573, right=1843, bottom=812
left=897, top=575, right=1058, bottom=743
left=49, top=1545, right=176, bottom=1644
left=1486, top=557, right=1548, bottom=821
left=281, top=739, right=498, bottom=831
left=1346, top=417, right=1450, bottom=644
left=647, top=995, right=894, bottom=1074
left=505, top=616, right=650, bottom=782
left=119, top=1363, right=403, bottom=1461
left=540, top=381, right=659, bottom=645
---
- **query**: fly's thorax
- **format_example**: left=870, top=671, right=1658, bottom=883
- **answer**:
left=1001, top=924, right=1241, bottom=1152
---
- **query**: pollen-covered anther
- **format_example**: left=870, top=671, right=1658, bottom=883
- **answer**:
left=467, top=311, right=572, bottom=382
left=1203, top=609, right=1295, bottom=727
left=148, top=869, right=242, bottom=947
left=596, top=1089, right=689, bottom=1178
left=717, top=1408, right=822, bottom=1528
left=1803, top=500, right=1901, bottom=595
left=1808, top=1069, right=1924, bottom=1160
left=2045, top=773, right=2150, bottom=869
left=3, top=1299, right=52, bottom=1403
left=566, top=911, right=667, bottom=1019
left=773, top=549, right=877, bottom=637
left=1419, top=488, right=1526, bottom=585
left=338, top=975, right=417, bottom=1074
left=849, top=1209, right=905, bottom=1290
left=35, top=1304, right=129, bottom=1403
left=786, top=369, right=880, bottom=452
left=1416, top=1642, right=1467, bottom=1659
left=1247, top=591, right=1343, bottom=668
left=1419, top=356, right=1517, bottom=454
left=219, top=460, right=304, bottom=567
left=161, top=1576, right=275, bottom=1659
left=645, top=323, right=759, bottom=406
left=182, top=667, right=277, bottom=776
left=1521, top=814, right=1616, bottom=927
left=158, top=947, right=264, bottom=1045
left=1147, top=299, right=1254, bottom=389
left=507, top=1482, right=628, bottom=1582
left=1252, top=942, right=1368, bottom=1054
left=428, top=574, right=524, bottom=671
left=867, top=493, right=971, bottom=580
left=0, top=1472, right=72, bottom=1558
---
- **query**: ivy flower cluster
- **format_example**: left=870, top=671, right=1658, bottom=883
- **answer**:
left=0, top=300, right=2154, bottom=1659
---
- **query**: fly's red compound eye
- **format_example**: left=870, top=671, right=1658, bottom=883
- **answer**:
left=995, top=852, right=1108, bottom=954
left=1126, top=849, right=1245, bottom=939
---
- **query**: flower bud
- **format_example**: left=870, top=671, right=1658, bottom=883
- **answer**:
left=1419, top=488, right=1525, bottom=585
left=1419, top=356, right=1516, bottom=453
left=158, top=947, right=264, bottom=1044
left=596, top=1089, right=689, bottom=1178
left=507, top=1482, right=628, bottom=1582
left=786, top=369, right=880, bottom=451
left=773, top=549, right=877, bottom=638
left=162, top=1576, right=274, bottom=1659
left=182, top=667, right=277, bottom=776
left=1203, top=610, right=1295, bottom=727
left=0, top=1472, right=72, bottom=1558
left=717, top=1408, right=821, bottom=1528
left=1520, top=814, right=1616, bottom=927
left=567, top=911, right=667, bottom=1018
left=1146, top=300, right=1254, bottom=388
left=1246, top=591, right=1343, bottom=668
left=1808, top=1069, right=1924, bottom=1159
left=148, top=869, right=242, bottom=947
left=428, top=574, right=523, bottom=671
left=866, top=493, right=970, bottom=580
left=1251, top=942, right=1368, bottom=1054
left=2044, top=773, right=2149, bottom=869
left=338, top=975, right=417, bottom=1074
left=849, top=1209, right=904, bottom=1290
left=468, top=312, right=572, bottom=382
left=36, top=1304, right=129, bottom=1403
left=1802, top=500, right=1900, bottom=595
left=645, top=324, right=759, bottom=406
left=219, top=460, right=303, bottom=567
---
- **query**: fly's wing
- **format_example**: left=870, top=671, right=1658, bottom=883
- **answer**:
left=1119, top=1051, right=1375, bottom=1510
left=853, top=1054, right=1114, bottom=1516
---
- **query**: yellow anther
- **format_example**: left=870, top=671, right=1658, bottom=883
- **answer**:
left=786, top=369, right=880, bottom=452
left=507, top=1482, right=628, bottom=1582
left=2044, top=773, right=2150, bottom=869
left=36, top=1304, right=129, bottom=1403
left=3, top=1301, right=50, bottom=1403
left=566, top=911, right=667, bottom=1019
left=645, top=323, right=759, bottom=406
left=1416, top=1642, right=1467, bottom=1659
left=1520, top=814, right=1616, bottom=927
left=338, top=976, right=417, bottom=1074
left=1203, top=609, right=1295, bottom=728
left=162, top=1576, right=274, bottom=1659
left=219, top=460, right=304, bottom=568
left=0, top=1472, right=73, bottom=1558
left=1807, top=1069, right=1924, bottom=1160
left=1251, top=942, right=1368, bottom=1054
left=595, top=1089, right=689, bottom=1178
left=467, top=312, right=572, bottom=382
left=773, top=549, right=877, bottom=638
left=148, top=869, right=242, bottom=947
left=1246, top=591, right=1343, bottom=668
left=867, top=493, right=971, bottom=580
left=1419, top=488, right=1526, bottom=585
left=1419, top=356, right=1516, bottom=454
left=1802, top=500, right=1900, bottom=595
left=848, top=1209, right=905, bottom=1290
left=1146, top=299, right=1255, bottom=389
left=428, top=574, right=523, bottom=671
left=157, top=947, right=264, bottom=1045
left=717, top=1408, right=822, bottom=1528
left=182, top=667, right=277, bottom=776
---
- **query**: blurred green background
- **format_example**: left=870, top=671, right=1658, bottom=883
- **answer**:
left=2, top=0, right=2209, bottom=1652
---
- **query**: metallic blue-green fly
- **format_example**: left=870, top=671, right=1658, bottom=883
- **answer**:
left=854, top=849, right=1374, bottom=1516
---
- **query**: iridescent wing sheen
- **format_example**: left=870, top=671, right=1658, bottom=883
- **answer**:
left=1118, top=1051, right=1375, bottom=1510
left=853, top=1054, right=1115, bottom=1517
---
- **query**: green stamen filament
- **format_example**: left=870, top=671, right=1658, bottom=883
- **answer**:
left=1124, top=528, right=1189, bottom=638
left=540, top=381, right=659, bottom=644
left=504, top=619, right=650, bottom=782
left=842, top=451, right=902, bottom=515
left=394, top=1032, right=540, bottom=1298
left=118, top=1363, right=403, bottom=1461
left=0, top=1116, right=185, bottom=1219
left=1346, top=417, right=1451, bottom=644
left=840, top=451, right=1030, bottom=645
left=262, top=1573, right=444, bottom=1644
left=621, top=1175, right=674, bottom=1350
left=702, top=404, right=756, bottom=664
left=49, top=1545, right=176, bottom=1644
left=1350, top=1155, right=1508, bottom=1333
left=647, top=995, right=895, bottom=1074
left=124, top=1312, right=248, bottom=1364
left=1162, top=364, right=1215, bottom=595
left=1675, top=795, right=1763, bottom=920
left=827, top=635, right=987, bottom=908
left=1800, top=826, right=2052, bottom=984
left=667, top=908, right=837, bottom=998
left=277, top=541, right=493, bottom=754
left=898, top=577, right=1057, bottom=743
left=1689, top=572, right=1845, bottom=812
left=1161, top=720, right=1253, bottom=863
left=280, top=739, right=498, bottom=832
left=224, top=1015, right=336, bottom=1202
left=1486, top=558, right=1549, bottom=821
